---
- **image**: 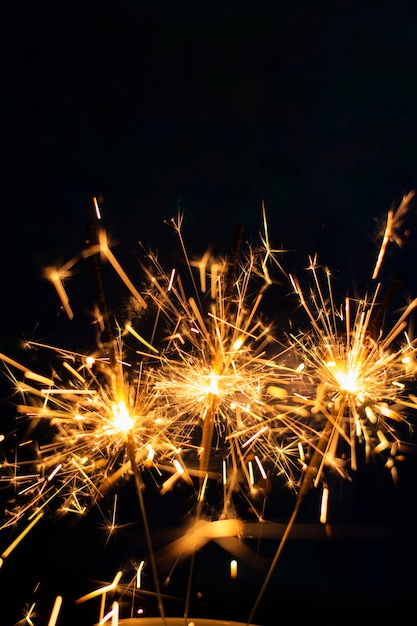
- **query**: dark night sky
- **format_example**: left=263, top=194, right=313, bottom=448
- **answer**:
left=2, top=2, right=417, bottom=332
left=2, top=3, right=417, bottom=625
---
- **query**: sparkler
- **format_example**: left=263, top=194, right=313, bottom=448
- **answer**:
left=288, top=259, right=417, bottom=478
left=0, top=195, right=416, bottom=625
left=141, top=215, right=302, bottom=517
left=122, top=212, right=308, bottom=621
left=247, top=254, right=417, bottom=624
left=372, top=190, right=416, bottom=279
left=0, top=205, right=294, bottom=623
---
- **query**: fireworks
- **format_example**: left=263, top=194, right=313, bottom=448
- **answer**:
left=1, top=195, right=417, bottom=625
left=246, top=252, right=417, bottom=623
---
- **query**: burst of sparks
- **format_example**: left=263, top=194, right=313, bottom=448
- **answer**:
left=134, top=214, right=306, bottom=521
left=0, top=339, right=193, bottom=538
left=372, top=190, right=416, bottom=279
left=0, top=213, right=304, bottom=580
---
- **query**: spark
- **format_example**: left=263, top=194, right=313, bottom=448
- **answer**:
left=93, top=195, right=102, bottom=220
left=288, top=260, right=417, bottom=476
left=0, top=329, right=195, bottom=543
left=319, top=485, right=329, bottom=524
left=372, top=191, right=416, bottom=279
left=247, top=255, right=417, bottom=625
left=1, top=199, right=417, bottom=625
left=142, top=228, right=303, bottom=516
left=1, top=511, right=44, bottom=560
left=44, top=267, right=74, bottom=320
left=76, top=570, right=123, bottom=604
left=96, top=227, right=148, bottom=310
left=47, top=596, right=63, bottom=626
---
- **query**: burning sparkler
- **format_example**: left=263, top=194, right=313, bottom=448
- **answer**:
left=139, top=215, right=304, bottom=515
left=289, top=257, right=417, bottom=481
left=247, top=252, right=417, bottom=624
left=0, top=194, right=416, bottom=625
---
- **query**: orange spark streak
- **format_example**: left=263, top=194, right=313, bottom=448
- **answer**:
left=1, top=511, right=44, bottom=559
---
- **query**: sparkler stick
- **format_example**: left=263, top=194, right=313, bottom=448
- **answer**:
left=368, top=276, right=403, bottom=340
left=246, top=417, right=333, bottom=625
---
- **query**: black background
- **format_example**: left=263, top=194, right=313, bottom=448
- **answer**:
left=2, top=2, right=417, bottom=625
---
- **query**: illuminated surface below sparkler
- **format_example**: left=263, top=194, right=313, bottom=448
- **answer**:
left=95, top=617, right=253, bottom=626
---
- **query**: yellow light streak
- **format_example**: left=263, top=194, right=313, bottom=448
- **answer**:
left=1, top=200, right=417, bottom=626
left=76, top=571, right=123, bottom=604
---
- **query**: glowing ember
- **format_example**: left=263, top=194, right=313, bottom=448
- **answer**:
left=0, top=195, right=416, bottom=625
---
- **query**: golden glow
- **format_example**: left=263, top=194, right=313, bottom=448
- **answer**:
left=111, top=399, right=134, bottom=434
left=47, top=596, right=63, bottom=626
left=328, top=362, right=361, bottom=395
left=1, top=198, right=417, bottom=625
